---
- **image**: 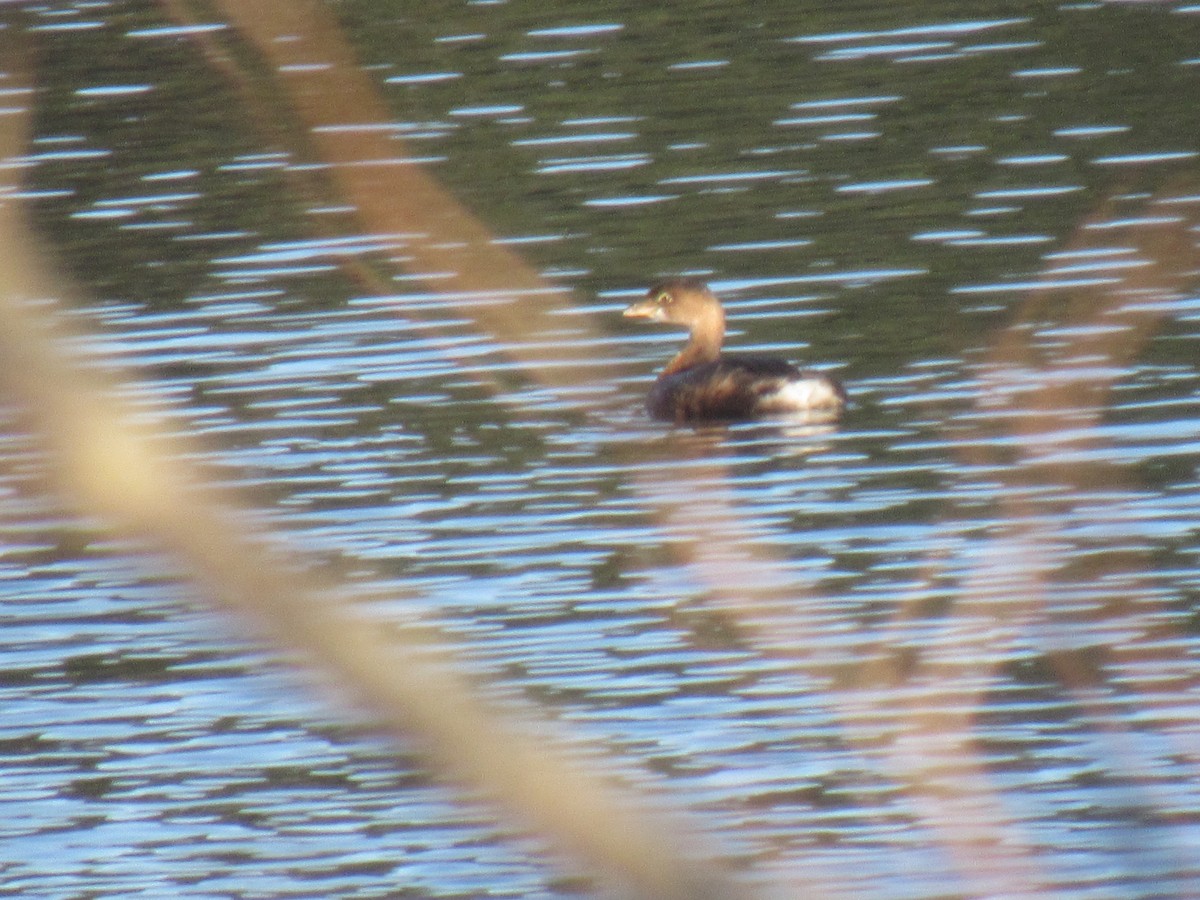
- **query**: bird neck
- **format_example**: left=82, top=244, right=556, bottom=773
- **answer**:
left=662, top=308, right=724, bottom=376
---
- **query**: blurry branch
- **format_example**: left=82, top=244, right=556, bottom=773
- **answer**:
left=848, top=178, right=1200, bottom=889
left=13, top=0, right=1194, bottom=896
left=0, top=31, right=752, bottom=900
left=164, top=0, right=617, bottom=389
left=986, top=186, right=1197, bottom=430
left=149, top=1, right=1085, bottom=896
left=644, top=182, right=1200, bottom=894
left=961, top=182, right=1200, bottom=714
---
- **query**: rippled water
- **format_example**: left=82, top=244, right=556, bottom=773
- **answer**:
left=3, top=2, right=1200, bottom=898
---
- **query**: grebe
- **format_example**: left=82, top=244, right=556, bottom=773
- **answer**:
left=623, top=278, right=846, bottom=423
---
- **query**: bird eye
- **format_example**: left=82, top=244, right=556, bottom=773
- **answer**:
left=656, top=291, right=673, bottom=305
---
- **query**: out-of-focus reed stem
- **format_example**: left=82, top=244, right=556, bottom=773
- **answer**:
left=0, top=33, right=754, bottom=900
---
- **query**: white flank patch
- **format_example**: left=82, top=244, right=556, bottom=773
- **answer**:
left=759, top=377, right=843, bottom=412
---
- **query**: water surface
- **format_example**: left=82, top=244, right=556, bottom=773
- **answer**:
left=2, top=2, right=1200, bottom=897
